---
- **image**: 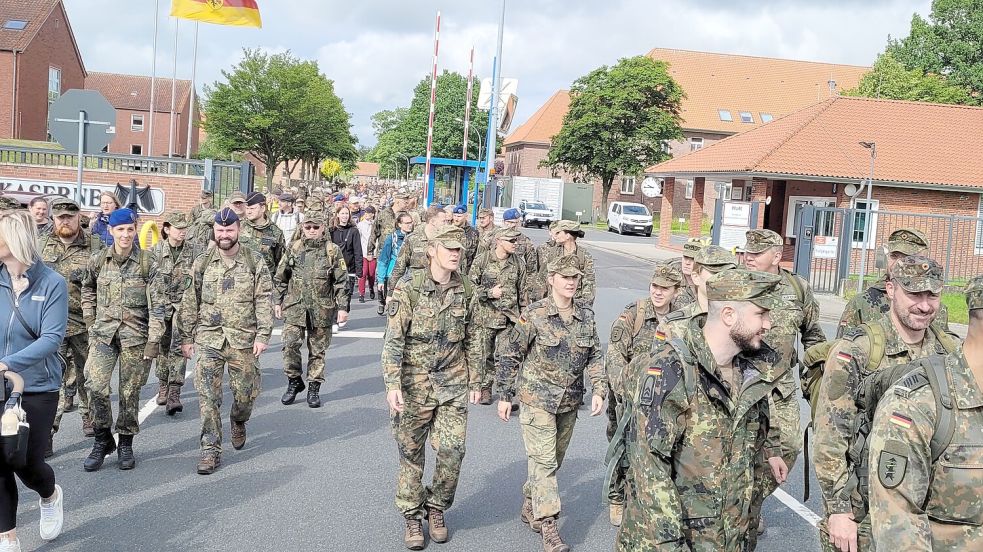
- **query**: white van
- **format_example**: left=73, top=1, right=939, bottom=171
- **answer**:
left=607, top=201, right=653, bottom=236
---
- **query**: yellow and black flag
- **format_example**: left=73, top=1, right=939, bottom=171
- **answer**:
left=170, top=0, right=262, bottom=28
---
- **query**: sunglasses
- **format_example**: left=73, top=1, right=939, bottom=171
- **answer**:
left=500, top=238, right=518, bottom=244
left=303, top=224, right=321, bottom=230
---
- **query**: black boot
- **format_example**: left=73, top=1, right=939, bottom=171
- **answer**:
left=281, top=377, right=306, bottom=405
left=307, top=382, right=322, bottom=408
left=83, top=430, right=117, bottom=472
left=369, top=289, right=376, bottom=300
left=358, top=294, right=365, bottom=303
left=117, top=434, right=135, bottom=470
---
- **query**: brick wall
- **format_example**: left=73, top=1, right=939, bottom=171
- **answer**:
left=0, top=52, right=14, bottom=138
left=109, top=107, right=195, bottom=157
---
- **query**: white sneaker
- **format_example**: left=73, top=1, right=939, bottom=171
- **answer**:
left=338, top=320, right=347, bottom=329
left=331, top=324, right=339, bottom=333
left=38, top=484, right=63, bottom=541
left=0, top=535, right=21, bottom=552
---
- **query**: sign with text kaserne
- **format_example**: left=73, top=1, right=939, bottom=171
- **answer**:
left=0, top=177, right=165, bottom=215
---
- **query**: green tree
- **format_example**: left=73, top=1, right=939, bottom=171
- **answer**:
left=844, top=51, right=973, bottom=103
left=203, top=48, right=356, bottom=190
left=545, top=56, right=683, bottom=214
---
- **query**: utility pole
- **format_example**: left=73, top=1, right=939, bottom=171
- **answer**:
left=856, top=141, right=876, bottom=293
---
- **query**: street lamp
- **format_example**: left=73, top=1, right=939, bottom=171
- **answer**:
left=395, top=152, right=412, bottom=182
left=454, top=117, right=484, bottom=165
left=855, top=141, right=876, bottom=293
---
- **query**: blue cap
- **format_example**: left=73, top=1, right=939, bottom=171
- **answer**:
left=214, top=207, right=240, bottom=226
left=334, top=194, right=346, bottom=202
left=503, top=208, right=520, bottom=221
left=453, top=204, right=467, bottom=214
left=108, top=208, right=137, bottom=227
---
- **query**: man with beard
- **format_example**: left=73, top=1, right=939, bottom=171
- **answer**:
left=41, top=197, right=104, bottom=454
left=615, top=269, right=788, bottom=552
left=80, top=208, right=165, bottom=471
left=813, top=255, right=958, bottom=552
left=451, top=205, right=479, bottom=274
left=180, top=208, right=273, bottom=475
left=239, top=191, right=286, bottom=278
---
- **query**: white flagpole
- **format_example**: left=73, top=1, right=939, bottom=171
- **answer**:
left=185, top=21, right=198, bottom=159
left=167, top=18, right=179, bottom=158
left=147, top=0, right=159, bottom=157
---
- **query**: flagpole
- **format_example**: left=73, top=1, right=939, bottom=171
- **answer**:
left=167, top=18, right=179, bottom=158
left=462, top=45, right=474, bottom=161
left=147, top=0, right=159, bottom=157
left=423, top=11, right=440, bottom=207
left=185, top=21, right=198, bottom=159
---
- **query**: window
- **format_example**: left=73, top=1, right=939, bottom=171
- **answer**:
left=976, top=195, right=983, bottom=254
left=623, top=205, right=650, bottom=216
left=130, top=144, right=143, bottom=155
left=660, top=140, right=671, bottom=154
left=852, top=199, right=880, bottom=249
left=760, top=113, right=774, bottom=123
left=690, top=137, right=704, bottom=151
left=739, top=112, right=754, bottom=123
left=131, top=114, right=144, bottom=131
left=620, top=177, right=636, bottom=195
left=718, top=109, right=733, bottom=122
left=714, top=181, right=733, bottom=201
left=47, top=67, right=61, bottom=102
left=3, top=20, right=27, bottom=30
left=785, top=196, right=836, bottom=238
left=684, top=180, right=694, bottom=200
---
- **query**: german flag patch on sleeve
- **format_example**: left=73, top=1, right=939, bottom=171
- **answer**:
left=889, top=412, right=913, bottom=430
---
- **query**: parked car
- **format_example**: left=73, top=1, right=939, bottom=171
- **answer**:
left=518, top=199, right=558, bottom=228
left=607, top=201, right=653, bottom=236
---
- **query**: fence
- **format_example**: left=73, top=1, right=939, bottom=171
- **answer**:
left=0, top=146, right=252, bottom=205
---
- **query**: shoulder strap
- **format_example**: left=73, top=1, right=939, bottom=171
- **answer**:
left=631, top=299, right=648, bottom=339
left=8, top=293, right=39, bottom=340
left=139, top=249, right=152, bottom=280
left=861, top=322, right=886, bottom=371
left=783, top=269, right=807, bottom=305
left=667, top=337, right=698, bottom=400
left=918, top=355, right=956, bottom=463
left=929, top=325, right=960, bottom=354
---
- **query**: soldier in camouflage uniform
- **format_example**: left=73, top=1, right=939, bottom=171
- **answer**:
left=533, top=219, right=595, bottom=306
left=868, top=275, right=983, bottom=551
left=180, top=208, right=274, bottom=475
left=80, top=208, right=165, bottom=472
left=673, top=238, right=703, bottom=309
left=42, top=198, right=103, bottom=450
left=615, top=269, right=788, bottom=552
left=497, top=255, right=606, bottom=552
left=189, top=190, right=213, bottom=222
left=389, top=204, right=448, bottom=285
left=658, top=246, right=738, bottom=341
left=226, top=191, right=247, bottom=217
left=605, top=261, right=682, bottom=526
left=239, top=191, right=286, bottom=277
left=837, top=227, right=952, bottom=336
left=368, top=190, right=412, bottom=259
left=382, top=224, right=482, bottom=550
left=275, top=201, right=350, bottom=409
left=468, top=227, right=527, bottom=405
left=150, top=212, right=198, bottom=417
left=475, top=207, right=497, bottom=253
left=743, top=229, right=825, bottom=522
left=451, top=204, right=479, bottom=274
left=814, top=256, right=957, bottom=552
left=501, top=209, right=539, bottom=300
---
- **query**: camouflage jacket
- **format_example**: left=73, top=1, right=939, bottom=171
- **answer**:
left=869, top=352, right=983, bottom=551
left=459, top=223, right=480, bottom=275
left=179, top=246, right=274, bottom=350
left=39, top=230, right=102, bottom=337
left=536, top=242, right=595, bottom=305
left=477, top=225, right=497, bottom=253
left=80, top=246, right=165, bottom=348
left=837, top=277, right=952, bottom=338
left=274, top=237, right=349, bottom=327
left=367, top=206, right=396, bottom=257
left=617, top=315, right=784, bottom=552
left=671, top=284, right=697, bottom=311
left=381, top=269, right=481, bottom=402
left=468, top=248, right=526, bottom=328
left=496, top=296, right=605, bottom=414
left=239, top=217, right=286, bottom=277
left=389, top=227, right=433, bottom=285
left=813, top=316, right=950, bottom=516
left=763, top=269, right=824, bottom=369
left=152, top=240, right=201, bottom=321
left=607, top=299, right=672, bottom=402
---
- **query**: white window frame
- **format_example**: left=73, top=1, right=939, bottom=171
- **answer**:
left=47, top=67, right=61, bottom=102
left=785, top=195, right=837, bottom=238
left=684, top=180, right=694, bottom=200
left=690, top=137, right=704, bottom=151
left=714, top=181, right=733, bottom=201
left=760, top=113, right=774, bottom=123
left=718, top=109, right=733, bottom=122
left=131, top=114, right=144, bottom=132
left=739, top=111, right=754, bottom=123
left=620, top=177, right=636, bottom=195
left=851, top=199, right=880, bottom=249
left=130, top=144, right=143, bottom=155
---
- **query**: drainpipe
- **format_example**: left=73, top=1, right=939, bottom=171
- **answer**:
left=10, top=49, right=19, bottom=137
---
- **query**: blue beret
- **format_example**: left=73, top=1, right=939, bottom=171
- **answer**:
left=245, top=191, right=266, bottom=206
left=503, top=208, right=520, bottom=221
left=108, top=208, right=137, bottom=227
left=453, top=204, right=467, bottom=214
left=214, top=207, right=240, bottom=226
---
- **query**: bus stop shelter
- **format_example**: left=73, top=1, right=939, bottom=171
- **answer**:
left=410, top=156, right=488, bottom=217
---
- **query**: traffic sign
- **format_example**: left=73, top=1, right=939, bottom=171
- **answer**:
left=47, top=89, right=116, bottom=153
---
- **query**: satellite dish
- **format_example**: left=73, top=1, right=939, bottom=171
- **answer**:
left=844, top=183, right=859, bottom=197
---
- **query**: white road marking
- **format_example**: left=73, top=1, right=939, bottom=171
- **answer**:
left=773, top=488, right=821, bottom=527
left=270, top=328, right=385, bottom=339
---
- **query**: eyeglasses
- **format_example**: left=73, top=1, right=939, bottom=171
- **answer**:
left=303, top=224, right=321, bottom=230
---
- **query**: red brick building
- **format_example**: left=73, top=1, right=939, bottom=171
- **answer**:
left=0, top=0, right=85, bottom=142
left=504, top=48, right=868, bottom=218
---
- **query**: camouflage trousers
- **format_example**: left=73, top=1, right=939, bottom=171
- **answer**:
left=605, top=389, right=626, bottom=504
left=519, top=404, right=578, bottom=521
left=281, top=323, right=332, bottom=383
left=86, top=337, right=151, bottom=436
left=818, top=516, right=873, bottom=552
left=392, top=390, right=469, bottom=519
left=53, top=332, right=90, bottom=433
left=757, top=369, right=802, bottom=500
left=474, top=324, right=509, bottom=389
left=195, top=341, right=261, bottom=454
left=155, top=318, right=187, bottom=385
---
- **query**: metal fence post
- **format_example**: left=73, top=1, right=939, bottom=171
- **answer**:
left=238, top=160, right=253, bottom=193
left=945, top=214, right=955, bottom=284
left=203, top=158, right=214, bottom=194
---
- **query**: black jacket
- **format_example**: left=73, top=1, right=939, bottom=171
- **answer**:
left=331, top=223, right=363, bottom=276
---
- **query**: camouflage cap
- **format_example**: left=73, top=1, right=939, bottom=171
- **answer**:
left=303, top=200, right=327, bottom=224
left=431, top=224, right=465, bottom=250
left=0, top=195, right=20, bottom=210
left=965, top=275, right=983, bottom=311
left=228, top=191, right=247, bottom=204
left=547, top=255, right=584, bottom=277
left=889, top=255, right=943, bottom=294
left=49, top=196, right=80, bottom=216
left=394, top=190, right=413, bottom=200
left=496, top=227, right=522, bottom=241
left=694, top=245, right=738, bottom=272
left=555, top=219, right=585, bottom=238
left=650, top=260, right=683, bottom=287
left=886, top=227, right=929, bottom=255
left=682, top=237, right=704, bottom=257
left=744, top=229, right=783, bottom=253
left=165, top=211, right=192, bottom=229
left=706, top=269, right=785, bottom=310
left=477, top=207, right=493, bottom=217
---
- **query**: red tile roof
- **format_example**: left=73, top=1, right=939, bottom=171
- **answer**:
left=504, top=90, right=570, bottom=146
left=647, top=95, right=983, bottom=189
left=355, top=162, right=379, bottom=177
left=85, top=72, right=193, bottom=114
left=0, top=0, right=57, bottom=51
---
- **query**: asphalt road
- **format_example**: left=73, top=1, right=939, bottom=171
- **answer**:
left=15, top=228, right=828, bottom=551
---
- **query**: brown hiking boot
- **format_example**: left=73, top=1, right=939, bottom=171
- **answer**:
left=427, top=506, right=448, bottom=543
left=609, top=502, right=624, bottom=527
left=155, top=380, right=168, bottom=405
left=230, top=421, right=246, bottom=450
left=520, top=498, right=542, bottom=533
left=81, top=415, right=95, bottom=437
left=478, top=387, right=493, bottom=405
left=540, top=517, right=569, bottom=552
left=197, top=451, right=221, bottom=475
left=165, top=384, right=183, bottom=416
left=403, top=518, right=425, bottom=550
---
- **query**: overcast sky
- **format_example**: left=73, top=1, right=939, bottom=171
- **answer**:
left=63, top=0, right=931, bottom=147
